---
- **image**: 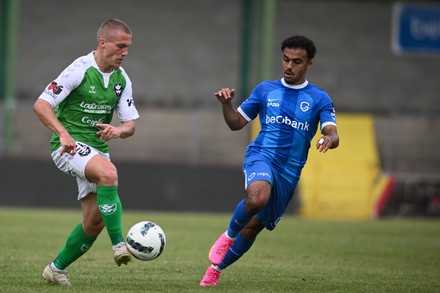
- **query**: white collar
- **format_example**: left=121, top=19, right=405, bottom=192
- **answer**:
left=281, top=78, right=308, bottom=89
left=89, top=51, right=113, bottom=75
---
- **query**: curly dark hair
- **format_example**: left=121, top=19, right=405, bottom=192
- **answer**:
left=281, top=35, right=316, bottom=60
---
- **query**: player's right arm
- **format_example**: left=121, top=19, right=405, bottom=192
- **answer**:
left=33, top=99, right=76, bottom=156
left=215, top=88, right=247, bottom=131
left=33, top=56, right=87, bottom=155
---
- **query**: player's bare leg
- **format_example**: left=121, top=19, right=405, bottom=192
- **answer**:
left=85, top=155, right=131, bottom=265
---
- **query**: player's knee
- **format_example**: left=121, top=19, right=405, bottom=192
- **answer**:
left=83, top=221, right=104, bottom=237
left=99, top=166, right=118, bottom=185
left=245, top=194, right=269, bottom=213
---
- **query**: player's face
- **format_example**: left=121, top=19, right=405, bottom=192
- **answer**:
left=100, top=30, right=132, bottom=72
left=281, top=48, right=313, bottom=85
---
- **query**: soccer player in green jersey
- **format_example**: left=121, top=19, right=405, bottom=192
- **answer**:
left=34, top=19, right=140, bottom=286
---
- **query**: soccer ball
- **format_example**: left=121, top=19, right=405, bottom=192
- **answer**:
left=126, top=221, right=166, bottom=261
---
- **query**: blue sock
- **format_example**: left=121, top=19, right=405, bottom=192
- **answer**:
left=227, top=199, right=253, bottom=238
left=218, top=233, right=255, bottom=270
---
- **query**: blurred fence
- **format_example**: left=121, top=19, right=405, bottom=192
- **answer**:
left=1, top=0, right=439, bottom=217
left=1, top=102, right=439, bottom=218
left=375, top=113, right=440, bottom=217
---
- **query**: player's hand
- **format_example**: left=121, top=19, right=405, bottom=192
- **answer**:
left=215, top=88, right=235, bottom=104
left=59, top=133, right=77, bottom=156
left=96, top=123, right=121, bottom=142
left=316, top=136, right=332, bottom=153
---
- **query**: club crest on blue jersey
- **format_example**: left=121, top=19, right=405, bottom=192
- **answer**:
left=300, top=101, right=310, bottom=112
left=114, top=83, right=123, bottom=96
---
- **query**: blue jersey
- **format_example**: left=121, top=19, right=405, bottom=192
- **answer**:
left=238, top=78, right=336, bottom=181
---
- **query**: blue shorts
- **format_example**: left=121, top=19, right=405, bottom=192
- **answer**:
left=243, top=154, right=298, bottom=231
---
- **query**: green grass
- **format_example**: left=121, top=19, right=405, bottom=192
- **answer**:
left=0, top=207, right=439, bottom=293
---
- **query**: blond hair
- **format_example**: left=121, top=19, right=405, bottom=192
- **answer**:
left=97, top=18, right=131, bottom=41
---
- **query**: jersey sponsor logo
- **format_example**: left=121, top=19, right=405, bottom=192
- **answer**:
left=114, top=84, right=123, bottom=97
left=76, top=142, right=91, bottom=157
left=45, top=81, right=63, bottom=98
left=257, top=172, right=270, bottom=178
left=300, top=102, right=310, bottom=112
left=265, top=115, right=310, bottom=131
left=81, top=116, right=105, bottom=127
left=267, top=98, right=280, bottom=107
left=247, top=171, right=270, bottom=182
left=80, top=101, right=113, bottom=114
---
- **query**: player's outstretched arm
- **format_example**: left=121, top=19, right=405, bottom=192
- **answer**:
left=316, top=125, right=339, bottom=153
left=215, top=88, right=247, bottom=131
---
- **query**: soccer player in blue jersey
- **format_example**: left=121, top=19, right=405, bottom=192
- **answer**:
left=200, top=35, right=339, bottom=286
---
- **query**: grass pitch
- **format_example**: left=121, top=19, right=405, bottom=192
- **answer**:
left=0, top=207, right=439, bottom=293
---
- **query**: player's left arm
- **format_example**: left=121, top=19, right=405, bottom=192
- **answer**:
left=96, top=120, right=135, bottom=142
left=316, top=124, right=339, bottom=153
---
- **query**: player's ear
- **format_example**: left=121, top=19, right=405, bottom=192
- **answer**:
left=97, top=37, right=106, bottom=48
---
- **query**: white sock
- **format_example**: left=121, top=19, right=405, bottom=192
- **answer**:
left=50, top=262, right=65, bottom=272
left=112, top=241, right=125, bottom=250
left=212, top=265, right=222, bottom=272
left=225, top=230, right=236, bottom=241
